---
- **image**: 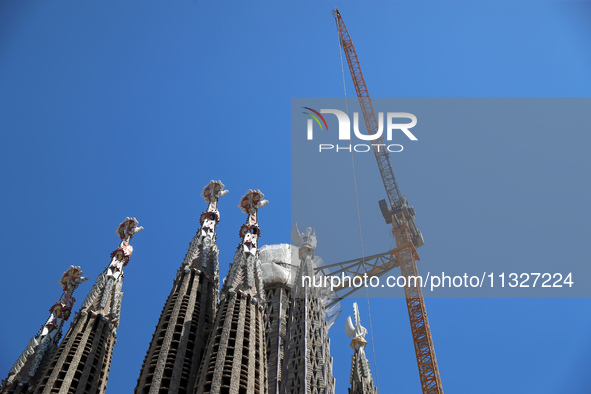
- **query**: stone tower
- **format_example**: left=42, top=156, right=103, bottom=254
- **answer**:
left=1, top=266, right=88, bottom=393
left=260, top=244, right=298, bottom=394
left=194, top=190, right=269, bottom=394
left=32, top=217, right=143, bottom=394
left=345, top=303, right=377, bottom=394
left=283, top=225, right=335, bottom=394
left=135, top=181, right=228, bottom=394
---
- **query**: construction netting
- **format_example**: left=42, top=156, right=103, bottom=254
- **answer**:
left=259, top=243, right=341, bottom=330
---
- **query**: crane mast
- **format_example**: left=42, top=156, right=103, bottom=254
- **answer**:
left=332, top=8, right=443, bottom=394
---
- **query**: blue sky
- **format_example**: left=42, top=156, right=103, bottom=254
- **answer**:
left=1, top=1, right=590, bottom=393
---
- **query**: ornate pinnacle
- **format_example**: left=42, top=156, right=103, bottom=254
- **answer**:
left=197, top=180, right=228, bottom=243
left=49, top=266, right=88, bottom=324
left=59, top=265, right=89, bottom=294
left=108, top=217, right=143, bottom=278
left=291, top=223, right=317, bottom=259
left=116, top=217, right=144, bottom=242
left=345, top=302, right=368, bottom=350
left=238, top=189, right=268, bottom=215
left=201, top=180, right=229, bottom=204
left=237, top=189, right=268, bottom=256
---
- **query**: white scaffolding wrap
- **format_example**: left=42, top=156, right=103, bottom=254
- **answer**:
left=259, top=244, right=299, bottom=286
left=260, top=243, right=342, bottom=330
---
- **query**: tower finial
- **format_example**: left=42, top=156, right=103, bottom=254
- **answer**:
left=117, top=216, right=144, bottom=241
left=107, top=217, right=143, bottom=280
left=197, top=180, right=228, bottom=243
left=345, top=302, right=368, bottom=349
left=201, top=179, right=229, bottom=203
left=237, top=189, right=268, bottom=256
left=291, top=223, right=317, bottom=259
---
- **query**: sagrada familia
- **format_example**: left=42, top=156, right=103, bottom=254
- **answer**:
left=1, top=181, right=377, bottom=394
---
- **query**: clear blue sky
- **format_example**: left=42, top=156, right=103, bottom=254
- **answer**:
left=1, top=1, right=590, bottom=393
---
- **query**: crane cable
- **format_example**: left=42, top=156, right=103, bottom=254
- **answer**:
left=335, top=17, right=380, bottom=391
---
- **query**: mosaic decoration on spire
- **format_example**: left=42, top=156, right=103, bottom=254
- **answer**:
left=197, top=180, right=228, bottom=243
left=107, top=217, right=143, bottom=279
left=237, top=189, right=268, bottom=256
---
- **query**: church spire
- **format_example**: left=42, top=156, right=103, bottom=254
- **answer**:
left=79, top=217, right=143, bottom=321
left=194, top=189, right=269, bottom=394
left=33, top=217, right=143, bottom=394
left=345, top=303, right=377, bottom=394
left=221, top=189, right=268, bottom=300
left=1, top=267, right=88, bottom=393
left=135, top=181, right=227, bottom=394
left=181, top=180, right=228, bottom=274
